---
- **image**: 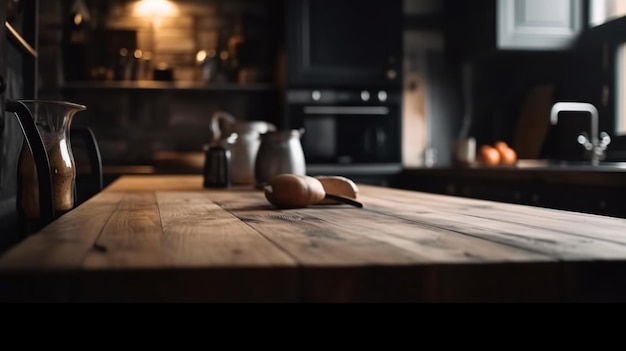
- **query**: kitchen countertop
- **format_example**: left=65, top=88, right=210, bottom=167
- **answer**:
left=97, top=158, right=626, bottom=190
left=402, top=160, right=626, bottom=187
left=2, top=175, right=626, bottom=302
left=103, top=160, right=626, bottom=174
left=99, top=160, right=626, bottom=188
left=101, top=163, right=404, bottom=176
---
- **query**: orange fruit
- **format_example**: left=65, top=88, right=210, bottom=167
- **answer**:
left=493, top=141, right=517, bottom=165
left=479, top=145, right=501, bottom=166
left=494, top=141, right=509, bottom=153
left=499, top=147, right=517, bottom=165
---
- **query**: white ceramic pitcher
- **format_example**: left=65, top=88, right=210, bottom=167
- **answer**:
left=210, top=110, right=276, bottom=185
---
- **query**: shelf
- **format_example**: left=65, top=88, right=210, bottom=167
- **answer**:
left=60, top=80, right=277, bottom=92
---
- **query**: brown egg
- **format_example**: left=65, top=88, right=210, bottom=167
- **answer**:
left=479, top=145, right=501, bottom=166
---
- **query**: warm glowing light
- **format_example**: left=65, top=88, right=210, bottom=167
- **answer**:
left=196, top=50, right=207, bottom=63
left=134, top=49, right=143, bottom=59
left=74, top=13, right=83, bottom=26
left=134, top=0, right=178, bottom=17
left=120, top=48, right=128, bottom=57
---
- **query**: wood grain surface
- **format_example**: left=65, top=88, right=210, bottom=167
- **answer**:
left=1, top=175, right=626, bottom=302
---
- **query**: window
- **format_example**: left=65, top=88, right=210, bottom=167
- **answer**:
left=590, top=0, right=626, bottom=27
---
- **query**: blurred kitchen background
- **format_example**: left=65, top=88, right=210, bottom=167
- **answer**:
left=39, top=0, right=285, bottom=170
left=4, top=0, right=626, bottom=186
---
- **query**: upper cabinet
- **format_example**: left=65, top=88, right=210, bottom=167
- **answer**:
left=497, top=0, right=583, bottom=50
left=286, top=0, right=403, bottom=89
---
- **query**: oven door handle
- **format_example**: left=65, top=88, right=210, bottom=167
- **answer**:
left=303, top=106, right=390, bottom=116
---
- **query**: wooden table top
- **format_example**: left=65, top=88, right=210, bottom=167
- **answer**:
left=2, top=175, right=626, bottom=302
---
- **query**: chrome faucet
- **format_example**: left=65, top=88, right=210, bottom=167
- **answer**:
left=550, top=102, right=611, bottom=164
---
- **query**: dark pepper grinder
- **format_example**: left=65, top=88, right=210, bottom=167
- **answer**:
left=203, top=142, right=232, bottom=188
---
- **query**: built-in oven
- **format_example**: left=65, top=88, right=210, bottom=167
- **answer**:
left=286, top=89, right=402, bottom=168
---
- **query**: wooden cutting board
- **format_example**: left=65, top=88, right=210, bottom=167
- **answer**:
left=513, top=84, right=555, bottom=160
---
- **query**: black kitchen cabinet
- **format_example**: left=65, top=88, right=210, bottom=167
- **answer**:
left=286, top=0, right=402, bottom=89
left=394, top=168, right=626, bottom=219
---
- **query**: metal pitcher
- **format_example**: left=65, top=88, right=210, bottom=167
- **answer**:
left=7, top=100, right=87, bottom=223
left=254, top=129, right=306, bottom=189
left=210, top=110, right=276, bottom=185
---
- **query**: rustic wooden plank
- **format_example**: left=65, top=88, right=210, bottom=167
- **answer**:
left=83, top=192, right=166, bottom=269
left=207, top=191, right=563, bottom=301
left=360, top=184, right=626, bottom=225
left=358, top=195, right=626, bottom=260
left=82, top=190, right=298, bottom=301
left=105, top=175, right=204, bottom=192
left=208, top=189, right=569, bottom=302
left=5, top=175, right=626, bottom=302
left=461, top=208, right=626, bottom=245
left=420, top=262, right=563, bottom=302
left=0, top=192, right=123, bottom=302
left=359, top=185, right=626, bottom=246
left=210, top=191, right=424, bottom=265
left=156, top=191, right=296, bottom=267
left=298, top=263, right=562, bottom=302
left=208, top=191, right=550, bottom=264
left=0, top=192, right=122, bottom=270
left=85, top=191, right=296, bottom=268
left=127, top=178, right=625, bottom=287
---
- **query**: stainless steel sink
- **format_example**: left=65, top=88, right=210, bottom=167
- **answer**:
left=515, top=159, right=626, bottom=171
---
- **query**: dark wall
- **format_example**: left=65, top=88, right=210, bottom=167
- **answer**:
left=464, top=49, right=606, bottom=162
left=542, top=41, right=606, bottom=161
left=564, top=18, right=626, bottom=161
left=468, top=51, right=571, bottom=149
left=64, top=88, right=281, bottom=165
left=443, top=0, right=605, bottom=162
left=0, top=2, right=28, bottom=252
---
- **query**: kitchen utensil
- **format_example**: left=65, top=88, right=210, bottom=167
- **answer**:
left=203, top=142, right=231, bottom=188
left=211, top=110, right=276, bottom=185
left=315, top=175, right=359, bottom=205
left=453, top=137, right=476, bottom=165
left=254, top=129, right=306, bottom=190
left=9, top=100, right=87, bottom=220
left=513, top=84, right=555, bottom=159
